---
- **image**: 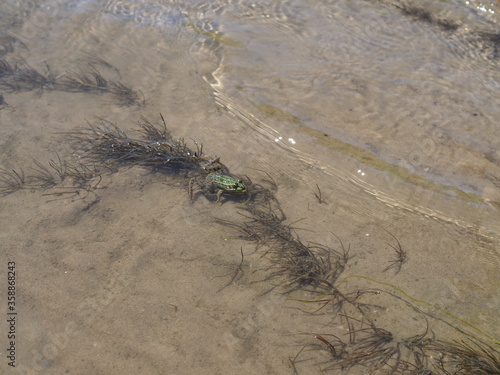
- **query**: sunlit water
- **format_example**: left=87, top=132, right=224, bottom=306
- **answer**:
left=0, top=0, right=499, bottom=374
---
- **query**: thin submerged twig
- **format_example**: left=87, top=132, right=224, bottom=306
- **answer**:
left=214, top=247, right=246, bottom=293
left=382, top=228, right=408, bottom=274
left=312, top=183, right=326, bottom=204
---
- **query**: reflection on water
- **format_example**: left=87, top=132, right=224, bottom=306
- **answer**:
left=0, top=0, right=499, bottom=374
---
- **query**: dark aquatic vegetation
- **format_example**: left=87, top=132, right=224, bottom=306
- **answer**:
left=291, top=300, right=436, bottom=374
left=0, top=157, right=102, bottom=201
left=0, top=58, right=56, bottom=92
left=213, top=247, right=246, bottom=293
left=29, top=159, right=60, bottom=188
left=56, top=68, right=144, bottom=106
left=68, top=116, right=203, bottom=170
left=216, top=191, right=348, bottom=291
left=0, top=168, right=25, bottom=195
left=29, top=155, right=102, bottom=193
left=382, top=228, right=408, bottom=274
left=0, top=57, right=143, bottom=106
left=427, top=339, right=500, bottom=375
left=394, top=4, right=460, bottom=31
left=312, top=183, right=326, bottom=204
left=388, top=1, right=500, bottom=61
left=72, top=118, right=205, bottom=171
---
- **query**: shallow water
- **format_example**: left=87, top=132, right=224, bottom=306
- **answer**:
left=0, top=0, right=499, bottom=374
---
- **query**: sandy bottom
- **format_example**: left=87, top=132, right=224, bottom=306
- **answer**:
left=0, top=0, right=499, bottom=374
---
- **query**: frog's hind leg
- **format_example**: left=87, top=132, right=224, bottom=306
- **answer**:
left=215, top=189, right=224, bottom=203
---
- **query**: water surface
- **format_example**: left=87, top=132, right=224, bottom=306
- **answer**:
left=0, top=0, right=499, bottom=374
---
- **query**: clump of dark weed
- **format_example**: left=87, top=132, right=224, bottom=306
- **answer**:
left=0, top=156, right=102, bottom=200
left=0, top=168, right=26, bottom=195
left=0, top=58, right=56, bottom=92
left=55, top=67, right=143, bottom=106
left=137, top=115, right=172, bottom=142
left=427, top=338, right=500, bottom=374
left=382, top=228, right=408, bottom=274
left=216, top=188, right=348, bottom=292
left=292, top=308, right=434, bottom=374
left=66, top=117, right=206, bottom=172
left=0, top=57, right=142, bottom=106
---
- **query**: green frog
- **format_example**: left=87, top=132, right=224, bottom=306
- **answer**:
left=189, top=172, right=247, bottom=202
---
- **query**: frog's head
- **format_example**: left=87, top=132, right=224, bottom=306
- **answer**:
left=233, top=179, right=247, bottom=193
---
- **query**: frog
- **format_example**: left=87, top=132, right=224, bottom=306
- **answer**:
left=189, top=172, right=247, bottom=202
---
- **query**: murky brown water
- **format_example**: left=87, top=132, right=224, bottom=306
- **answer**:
left=1, top=0, right=499, bottom=374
